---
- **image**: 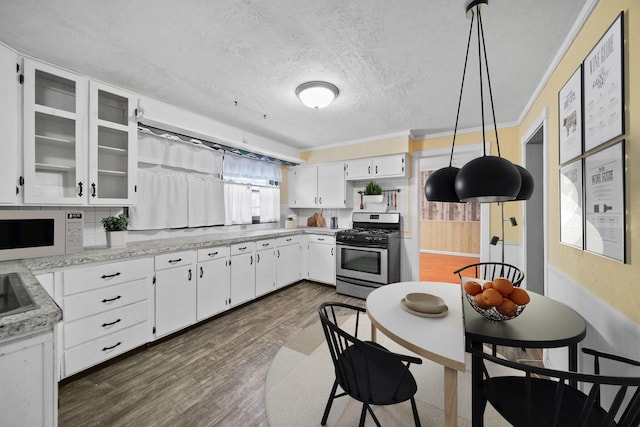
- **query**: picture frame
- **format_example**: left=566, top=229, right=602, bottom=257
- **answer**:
left=583, top=12, right=624, bottom=152
left=584, top=141, right=625, bottom=262
left=558, top=66, right=583, bottom=164
left=559, top=159, right=583, bottom=249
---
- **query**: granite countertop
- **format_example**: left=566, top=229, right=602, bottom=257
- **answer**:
left=0, top=226, right=340, bottom=340
left=0, top=261, right=62, bottom=341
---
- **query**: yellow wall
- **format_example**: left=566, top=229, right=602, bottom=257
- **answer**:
left=300, top=135, right=411, bottom=163
left=519, top=0, right=639, bottom=323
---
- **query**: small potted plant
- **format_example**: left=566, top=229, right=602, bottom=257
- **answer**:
left=101, top=213, right=128, bottom=248
left=363, top=181, right=384, bottom=203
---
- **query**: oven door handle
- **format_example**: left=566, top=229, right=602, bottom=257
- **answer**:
left=336, top=242, right=388, bottom=249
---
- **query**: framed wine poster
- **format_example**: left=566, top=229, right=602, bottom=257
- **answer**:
left=558, top=66, right=583, bottom=164
left=560, top=159, right=583, bottom=249
left=583, top=12, right=624, bottom=152
left=584, top=141, right=625, bottom=262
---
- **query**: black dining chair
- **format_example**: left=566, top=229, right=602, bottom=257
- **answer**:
left=318, top=302, right=423, bottom=427
left=454, top=261, right=525, bottom=287
left=475, top=347, right=640, bottom=427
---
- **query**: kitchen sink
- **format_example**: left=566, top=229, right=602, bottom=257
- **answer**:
left=0, top=273, right=37, bottom=316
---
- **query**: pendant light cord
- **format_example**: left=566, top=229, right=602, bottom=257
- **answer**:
left=448, top=12, right=476, bottom=167
left=478, top=9, right=501, bottom=157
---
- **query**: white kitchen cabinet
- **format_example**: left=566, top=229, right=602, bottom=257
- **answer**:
left=23, top=59, right=138, bottom=205
left=288, top=163, right=351, bottom=208
left=230, top=242, right=256, bottom=306
left=154, top=251, right=196, bottom=338
left=307, top=234, right=336, bottom=285
left=255, top=239, right=277, bottom=297
left=61, top=257, right=153, bottom=377
left=196, top=246, right=231, bottom=321
left=0, top=44, right=20, bottom=204
left=88, top=81, right=137, bottom=205
left=276, top=235, right=302, bottom=288
left=23, top=59, right=87, bottom=204
left=345, top=154, right=407, bottom=180
left=0, top=330, right=56, bottom=427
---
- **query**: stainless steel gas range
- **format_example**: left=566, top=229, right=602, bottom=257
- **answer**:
left=335, top=212, right=401, bottom=299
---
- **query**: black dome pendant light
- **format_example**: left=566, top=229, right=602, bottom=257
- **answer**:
left=425, top=0, right=534, bottom=203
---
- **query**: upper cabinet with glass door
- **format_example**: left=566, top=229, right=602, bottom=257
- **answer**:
left=88, top=81, right=137, bottom=205
left=23, top=59, right=87, bottom=204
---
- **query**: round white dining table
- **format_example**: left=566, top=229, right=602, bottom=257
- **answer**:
left=366, top=281, right=466, bottom=427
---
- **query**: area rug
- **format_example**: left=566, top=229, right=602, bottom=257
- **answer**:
left=265, top=315, right=513, bottom=426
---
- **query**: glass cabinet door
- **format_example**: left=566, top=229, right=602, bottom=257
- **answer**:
left=88, top=81, right=137, bottom=205
left=23, top=59, right=86, bottom=204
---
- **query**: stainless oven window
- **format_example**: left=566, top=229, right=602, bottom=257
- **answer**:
left=339, top=246, right=382, bottom=275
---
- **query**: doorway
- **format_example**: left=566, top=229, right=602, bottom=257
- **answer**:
left=418, top=148, right=482, bottom=283
left=523, top=122, right=545, bottom=294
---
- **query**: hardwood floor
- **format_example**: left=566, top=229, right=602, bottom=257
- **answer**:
left=420, top=252, right=480, bottom=283
left=58, top=281, right=538, bottom=426
left=58, top=282, right=361, bottom=427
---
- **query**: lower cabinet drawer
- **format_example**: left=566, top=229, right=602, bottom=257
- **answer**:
left=64, top=278, right=149, bottom=322
left=64, top=322, right=149, bottom=378
left=64, top=301, right=149, bottom=349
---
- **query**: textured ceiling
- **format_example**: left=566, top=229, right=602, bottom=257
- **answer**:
left=0, top=0, right=587, bottom=150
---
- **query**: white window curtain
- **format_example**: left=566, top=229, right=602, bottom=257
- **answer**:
left=223, top=153, right=282, bottom=182
left=188, top=174, right=225, bottom=227
left=138, top=129, right=223, bottom=175
left=129, top=166, right=189, bottom=230
left=223, top=183, right=253, bottom=225
left=259, top=186, right=280, bottom=223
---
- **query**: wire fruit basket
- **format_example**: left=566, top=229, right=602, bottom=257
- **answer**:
left=465, top=292, right=527, bottom=321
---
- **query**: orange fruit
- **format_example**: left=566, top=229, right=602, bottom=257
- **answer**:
left=509, top=288, right=531, bottom=305
left=464, top=280, right=483, bottom=296
left=481, top=288, right=503, bottom=307
left=482, top=281, right=494, bottom=290
left=497, top=298, right=518, bottom=317
left=493, top=278, right=514, bottom=297
left=474, top=293, right=491, bottom=309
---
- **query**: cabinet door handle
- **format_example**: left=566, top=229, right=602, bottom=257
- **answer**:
left=314, top=196, right=317, bottom=205
left=102, top=342, right=122, bottom=352
left=78, top=182, right=83, bottom=197
left=375, top=165, right=378, bottom=174
left=168, top=258, right=182, bottom=264
left=188, top=269, right=192, bottom=281
left=91, top=183, right=97, bottom=198
left=331, top=247, right=334, bottom=256
left=277, top=249, right=280, bottom=258
left=199, top=266, right=203, bottom=278
left=101, top=295, right=122, bottom=303
left=319, top=197, right=322, bottom=205
left=101, top=272, right=121, bottom=279
left=102, top=319, right=121, bottom=327
left=256, top=253, right=260, bottom=263
left=250, top=255, right=253, bottom=265
left=208, top=251, right=218, bottom=257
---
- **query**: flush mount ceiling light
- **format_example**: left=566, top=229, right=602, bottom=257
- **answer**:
left=295, top=81, right=339, bottom=109
left=424, top=0, right=534, bottom=203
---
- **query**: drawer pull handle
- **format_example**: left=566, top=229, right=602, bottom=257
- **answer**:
left=102, top=342, right=122, bottom=352
left=238, top=246, right=247, bottom=251
left=101, top=272, right=121, bottom=279
left=318, top=238, right=325, bottom=241
left=102, top=319, right=121, bottom=327
left=286, top=238, right=292, bottom=242
left=262, top=243, right=269, bottom=247
left=168, top=258, right=182, bottom=264
left=208, top=251, right=218, bottom=257
left=101, top=296, right=122, bottom=303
